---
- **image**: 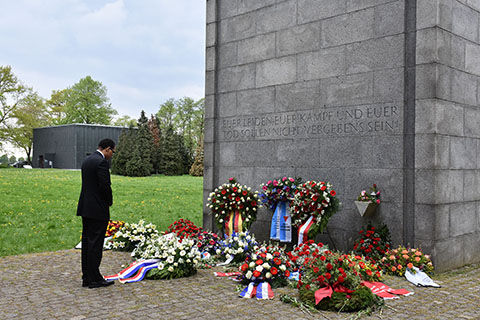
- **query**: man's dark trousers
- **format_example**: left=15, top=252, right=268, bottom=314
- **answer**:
left=81, top=218, right=108, bottom=283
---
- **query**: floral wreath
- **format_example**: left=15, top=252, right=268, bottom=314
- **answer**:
left=291, top=181, right=340, bottom=238
left=207, top=178, right=260, bottom=231
left=259, top=176, right=302, bottom=210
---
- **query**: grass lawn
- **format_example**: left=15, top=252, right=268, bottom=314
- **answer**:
left=0, top=168, right=203, bottom=256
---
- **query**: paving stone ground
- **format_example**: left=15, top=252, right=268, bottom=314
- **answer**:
left=0, top=250, right=479, bottom=319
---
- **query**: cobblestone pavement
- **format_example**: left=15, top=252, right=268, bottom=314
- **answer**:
left=0, top=250, right=479, bottom=320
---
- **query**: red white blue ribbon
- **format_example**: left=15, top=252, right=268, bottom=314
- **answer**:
left=104, top=259, right=160, bottom=282
left=118, top=263, right=159, bottom=283
left=298, top=215, right=314, bottom=245
left=239, top=282, right=274, bottom=300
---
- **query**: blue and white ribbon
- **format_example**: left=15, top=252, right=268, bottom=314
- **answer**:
left=278, top=201, right=292, bottom=243
left=270, top=203, right=280, bottom=240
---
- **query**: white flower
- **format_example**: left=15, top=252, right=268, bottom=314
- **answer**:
left=219, top=219, right=223, bottom=223
left=266, top=253, right=273, bottom=261
left=180, top=250, right=186, bottom=256
left=157, top=262, right=164, bottom=270
left=265, top=272, right=272, bottom=279
left=249, top=262, right=255, bottom=268
left=255, top=265, right=263, bottom=272
left=166, top=256, right=174, bottom=264
left=193, top=259, right=198, bottom=264
left=168, top=266, right=174, bottom=272
left=245, top=271, right=253, bottom=279
left=216, top=249, right=221, bottom=255
left=262, top=262, right=270, bottom=270
left=174, top=262, right=178, bottom=267
left=279, top=265, right=286, bottom=271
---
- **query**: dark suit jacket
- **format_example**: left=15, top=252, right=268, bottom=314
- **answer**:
left=76, top=151, right=112, bottom=221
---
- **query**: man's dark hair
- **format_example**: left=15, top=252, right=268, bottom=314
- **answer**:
left=98, top=138, right=115, bottom=150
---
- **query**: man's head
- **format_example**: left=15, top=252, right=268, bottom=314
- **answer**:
left=98, top=138, right=115, bottom=160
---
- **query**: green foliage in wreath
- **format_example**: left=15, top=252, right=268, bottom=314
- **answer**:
left=299, top=286, right=381, bottom=312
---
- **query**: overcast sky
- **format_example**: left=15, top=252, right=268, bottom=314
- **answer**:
left=0, top=0, right=206, bottom=121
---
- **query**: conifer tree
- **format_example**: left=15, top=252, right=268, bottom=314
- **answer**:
left=148, top=114, right=163, bottom=174
left=111, top=127, right=133, bottom=175
left=125, top=110, right=153, bottom=176
left=162, top=125, right=183, bottom=175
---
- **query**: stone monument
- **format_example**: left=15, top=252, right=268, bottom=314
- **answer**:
left=203, top=0, right=480, bottom=271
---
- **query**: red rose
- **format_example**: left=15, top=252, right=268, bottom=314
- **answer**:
left=326, top=263, right=333, bottom=271
left=313, top=267, right=319, bottom=273
left=235, top=197, right=240, bottom=202
left=251, top=201, right=257, bottom=206
left=320, top=256, right=326, bottom=262
left=242, top=190, right=247, bottom=196
left=255, top=259, right=263, bottom=265
left=325, top=273, right=331, bottom=279
left=253, top=270, right=261, bottom=278
left=320, top=185, right=326, bottom=191
left=233, top=187, right=238, bottom=192
left=338, top=276, right=345, bottom=283
left=284, top=270, right=290, bottom=277
left=271, top=267, right=278, bottom=275
left=241, top=263, right=249, bottom=272
left=330, top=190, right=336, bottom=196
left=221, top=190, right=226, bottom=195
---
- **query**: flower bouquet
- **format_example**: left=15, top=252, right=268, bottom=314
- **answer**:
left=259, top=177, right=302, bottom=209
left=355, top=184, right=380, bottom=217
left=165, top=218, right=201, bottom=240
left=133, top=233, right=201, bottom=280
left=260, top=177, right=302, bottom=242
left=105, top=220, right=125, bottom=237
left=357, top=184, right=381, bottom=204
left=380, top=246, right=434, bottom=277
left=297, top=249, right=381, bottom=312
left=194, top=230, right=221, bottom=257
left=110, top=219, right=159, bottom=252
left=291, top=181, right=340, bottom=243
left=353, top=223, right=391, bottom=263
left=286, top=240, right=328, bottom=272
left=207, top=178, right=260, bottom=236
left=239, top=243, right=291, bottom=288
left=217, top=231, right=258, bottom=264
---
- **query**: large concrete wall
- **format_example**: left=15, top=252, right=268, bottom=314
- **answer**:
left=414, top=0, right=480, bottom=270
left=204, top=0, right=480, bottom=271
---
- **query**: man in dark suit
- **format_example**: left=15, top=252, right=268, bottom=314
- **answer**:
left=77, top=138, right=115, bottom=288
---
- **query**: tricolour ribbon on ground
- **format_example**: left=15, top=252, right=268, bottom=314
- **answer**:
left=118, top=263, right=159, bottom=283
left=298, top=215, right=314, bottom=245
left=224, top=211, right=243, bottom=237
left=104, top=259, right=160, bottom=282
left=239, top=282, right=274, bottom=300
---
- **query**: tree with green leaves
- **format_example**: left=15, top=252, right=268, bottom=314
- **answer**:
left=0, top=154, right=8, bottom=164
left=51, top=76, right=117, bottom=125
left=0, top=66, right=29, bottom=148
left=45, top=89, right=68, bottom=125
left=113, top=115, right=137, bottom=127
left=9, top=155, right=16, bottom=163
left=189, top=137, right=203, bottom=176
left=4, top=92, right=50, bottom=163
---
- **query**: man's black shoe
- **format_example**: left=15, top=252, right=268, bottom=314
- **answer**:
left=82, top=280, right=89, bottom=287
left=88, top=280, right=114, bottom=289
